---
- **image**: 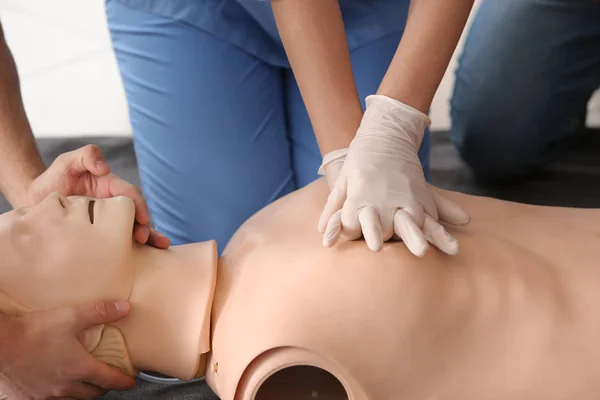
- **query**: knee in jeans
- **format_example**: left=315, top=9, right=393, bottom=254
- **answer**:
left=450, top=118, right=543, bottom=180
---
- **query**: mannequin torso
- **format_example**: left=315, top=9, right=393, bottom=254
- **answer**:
left=206, top=179, right=600, bottom=400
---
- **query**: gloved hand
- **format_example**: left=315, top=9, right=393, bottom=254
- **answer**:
left=318, top=148, right=348, bottom=190
left=317, top=94, right=470, bottom=256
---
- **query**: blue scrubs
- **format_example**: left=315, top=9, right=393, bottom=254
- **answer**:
left=105, top=0, right=430, bottom=253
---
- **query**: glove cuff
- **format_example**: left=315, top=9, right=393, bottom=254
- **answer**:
left=365, top=94, right=431, bottom=126
left=318, top=148, right=348, bottom=176
left=363, top=95, right=431, bottom=146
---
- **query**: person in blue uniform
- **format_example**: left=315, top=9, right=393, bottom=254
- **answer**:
left=104, top=0, right=474, bottom=255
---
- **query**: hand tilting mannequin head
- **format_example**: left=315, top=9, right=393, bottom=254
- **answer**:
left=2, top=179, right=600, bottom=400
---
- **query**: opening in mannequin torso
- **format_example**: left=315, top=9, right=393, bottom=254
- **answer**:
left=1, top=179, right=600, bottom=399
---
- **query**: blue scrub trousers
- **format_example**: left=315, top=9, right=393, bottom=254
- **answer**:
left=105, top=0, right=430, bottom=252
left=450, top=0, right=600, bottom=179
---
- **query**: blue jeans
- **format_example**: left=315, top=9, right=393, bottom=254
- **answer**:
left=105, top=0, right=430, bottom=253
left=450, top=0, right=600, bottom=179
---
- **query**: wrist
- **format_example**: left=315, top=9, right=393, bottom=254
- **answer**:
left=0, top=170, right=40, bottom=208
left=357, top=95, right=430, bottom=146
left=365, top=95, right=431, bottom=124
left=313, top=103, right=363, bottom=156
left=318, top=148, right=348, bottom=176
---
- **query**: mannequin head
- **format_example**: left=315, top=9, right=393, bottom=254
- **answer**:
left=0, top=192, right=136, bottom=310
left=0, top=192, right=216, bottom=381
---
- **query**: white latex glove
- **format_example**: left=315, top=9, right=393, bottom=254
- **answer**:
left=318, top=148, right=348, bottom=190
left=317, top=94, right=471, bottom=255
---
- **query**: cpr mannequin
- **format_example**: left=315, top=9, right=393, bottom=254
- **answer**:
left=2, top=178, right=600, bottom=400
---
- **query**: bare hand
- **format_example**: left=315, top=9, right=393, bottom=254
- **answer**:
left=27, top=145, right=169, bottom=249
left=0, top=300, right=136, bottom=399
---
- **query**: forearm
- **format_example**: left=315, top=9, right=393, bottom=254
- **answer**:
left=378, top=0, right=475, bottom=114
left=0, top=24, right=45, bottom=207
left=271, top=0, right=363, bottom=155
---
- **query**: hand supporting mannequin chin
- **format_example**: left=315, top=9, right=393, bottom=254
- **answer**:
left=2, top=179, right=600, bottom=400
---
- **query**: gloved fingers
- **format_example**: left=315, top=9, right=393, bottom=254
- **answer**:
left=322, top=209, right=343, bottom=248
left=340, top=200, right=363, bottom=241
left=402, top=202, right=426, bottom=228
left=380, top=211, right=395, bottom=242
left=393, top=209, right=429, bottom=257
left=358, top=206, right=383, bottom=252
left=422, top=214, right=459, bottom=255
left=431, top=190, right=471, bottom=226
left=318, top=187, right=346, bottom=233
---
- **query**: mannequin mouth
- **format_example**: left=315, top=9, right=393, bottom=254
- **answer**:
left=88, top=200, right=95, bottom=224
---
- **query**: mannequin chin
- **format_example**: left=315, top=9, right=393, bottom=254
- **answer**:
left=2, top=179, right=600, bottom=399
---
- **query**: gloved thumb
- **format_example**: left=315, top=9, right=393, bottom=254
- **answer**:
left=430, top=189, right=471, bottom=226
left=318, top=185, right=346, bottom=233
left=318, top=148, right=348, bottom=190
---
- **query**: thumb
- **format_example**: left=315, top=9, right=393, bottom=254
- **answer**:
left=323, top=158, right=345, bottom=191
left=57, top=299, right=130, bottom=334
left=318, top=148, right=348, bottom=191
left=57, top=145, right=111, bottom=177
left=318, top=166, right=348, bottom=233
left=431, top=189, right=471, bottom=226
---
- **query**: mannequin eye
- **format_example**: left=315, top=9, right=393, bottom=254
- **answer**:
left=88, top=200, right=95, bottom=224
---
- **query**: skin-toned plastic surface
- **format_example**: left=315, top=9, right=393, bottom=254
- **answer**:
left=2, top=179, right=600, bottom=399
left=0, top=193, right=217, bottom=381
left=206, top=178, right=600, bottom=400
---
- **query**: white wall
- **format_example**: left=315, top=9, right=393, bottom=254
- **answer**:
left=0, top=0, right=598, bottom=138
left=0, top=0, right=130, bottom=137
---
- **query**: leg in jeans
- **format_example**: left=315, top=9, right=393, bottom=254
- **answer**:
left=105, top=0, right=294, bottom=253
left=450, top=0, right=600, bottom=179
left=285, top=30, right=432, bottom=187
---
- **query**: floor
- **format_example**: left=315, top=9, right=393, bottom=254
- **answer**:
left=0, top=0, right=599, bottom=138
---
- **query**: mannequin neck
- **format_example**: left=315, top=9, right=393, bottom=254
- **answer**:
left=115, top=240, right=217, bottom=380
left=132, top=242, right=191, bottom=274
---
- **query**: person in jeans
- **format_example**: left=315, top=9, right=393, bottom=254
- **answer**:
left=450, top=0, right=600, bottom=179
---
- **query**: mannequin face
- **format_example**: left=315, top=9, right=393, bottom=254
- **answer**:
left=0, top=192, right=136, bottom=309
